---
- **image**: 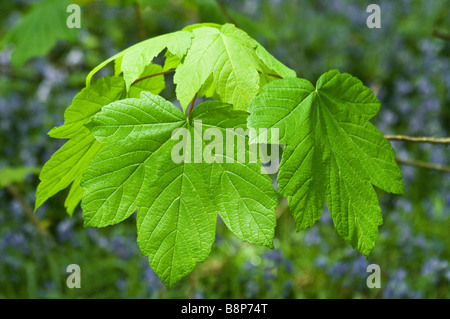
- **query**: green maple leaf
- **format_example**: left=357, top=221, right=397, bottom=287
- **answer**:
left=86, top=30, right=193, bottom=90
left=248, top=70, right=404, bottom=256
left=35, top=77, right=126, bottom=214
left=35, top=130, right=103, bottom=216
left=85, top=23, right=295, bottom=111
left=49, top=77, right=126, bottom=139
left=36, top=56, right=168, bottom=215
left=0, top=0, right=78, bottom=67
left=174, top=23, right=296, bottom=111
left=81, top=92, right=278, bottom=287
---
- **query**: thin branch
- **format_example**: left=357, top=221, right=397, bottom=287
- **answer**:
left=134, top=3, right=147, bottom=41
left=395, top=158, right=450, bottom=173
left=187, top=92, right=198, bottom=119
left=384, top=135, right=450, bottom=144
left=131, top=68, right=176, bottom=86
left=267, top=73, right=283, bottom=79
left=217, top=0, right=239, bottom=27
left=432, top=29, right=450, bottom=41
left=6, top=185, right=49, bottom=237
left=256, top=69, right=284, bottom=79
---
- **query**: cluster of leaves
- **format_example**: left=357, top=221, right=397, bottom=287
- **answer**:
left=35, top=23, right=404, bottom=287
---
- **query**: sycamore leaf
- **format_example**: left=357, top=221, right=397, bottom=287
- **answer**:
left=65, top=176, right=84, bottom=216
left=254, top=44, right=297, bottom=79
left=86, top=23, right=295, bottom=111
left=174, top=24, right=262, bottom=110
left=173, top=23, right=295, bottom=110
left=35, top=77, right=126, bottom=214
left=35, top=129, right=103, bottom=215
left=37, top=68, right=167, bottom=215
left=1, top=0, right=78, bottom=67
left=114, top=55, right=124, bottom=76
left=82, top=92, right=278, bottom=287
left=248, top=70, right=404, bottom=256
left=162, top=52, right=181, bottom=71
left=49, top=77, right=126, bottom=139
left=86, top=30, right=193, bottom=90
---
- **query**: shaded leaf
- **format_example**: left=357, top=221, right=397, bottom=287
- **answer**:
left=248, top=70, right=404, bottom=255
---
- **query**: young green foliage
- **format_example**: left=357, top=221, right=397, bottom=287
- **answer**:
left=86, top=23, right=296, bottom=111
left=86, top=30, right=193, bottom=90
left=34, top=22, right=404, bottom=288
left=35, top=61, right=167, bottom=215
left=248, top=70, right=404, bottom=256
left=82, top=92, right=278, bottom=287
left=35, top=77, right=126, bottom=215
left=174, top=24, right=296, bottom=110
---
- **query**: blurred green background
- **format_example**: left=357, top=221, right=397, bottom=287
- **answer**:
left=0, top=0, right=449, bottom=298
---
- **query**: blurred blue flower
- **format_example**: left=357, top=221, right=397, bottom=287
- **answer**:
left=141, top=259, right=165, bottom=295
left=303, top=228, right=321, bottom=246
left=109, top=235, right=136, bottom=260
left=194, top=291, right=204, bottom=299
left=383, top=269, right=423, bottom=299
left=56, top=219, right=76, bottom=243
left=421, top=257, right=449, bottom=284
left=264, top=249, right=283, bottom=265
left=244, top=280, right=259, bottom=298
left=0, top=231, right=29, bottom=255
left=395, top=78, right=413, bottom=95
left=314, top=256, right=328, bottom=268
left=116, top=277, right=127, bottom=296
left=328, top=261, right=350, bottom=280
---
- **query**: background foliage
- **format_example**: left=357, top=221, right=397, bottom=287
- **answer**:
left=0, top=0, right=449, bottom=298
